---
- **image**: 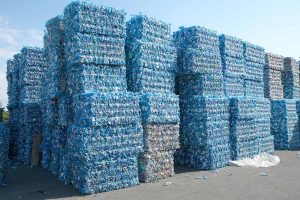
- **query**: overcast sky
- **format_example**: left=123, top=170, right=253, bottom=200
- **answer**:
left=1, top=0, right=300, bottom=106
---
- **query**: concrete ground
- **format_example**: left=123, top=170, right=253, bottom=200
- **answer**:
left=0, top=151, right=300, bottom=200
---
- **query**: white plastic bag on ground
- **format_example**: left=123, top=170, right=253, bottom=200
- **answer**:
left=229, top=153, right=280, bottom=167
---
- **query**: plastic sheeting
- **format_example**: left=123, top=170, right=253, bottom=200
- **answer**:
left=230, top=153, right=280, bottom=168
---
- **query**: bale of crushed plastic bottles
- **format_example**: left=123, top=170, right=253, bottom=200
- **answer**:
left=272, top=100, right=300, bottom=150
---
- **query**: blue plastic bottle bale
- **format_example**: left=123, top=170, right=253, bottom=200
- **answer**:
left=127, top=66, right=176, bottom=94
left=177, top=73, right=224, bottom=96
left=283, top=57, right=300, bottom=73
left=63, top=1, right=126, bottom=38
left=73, top=92, right=141, bottom=127
left=243, top=42, right=265, bottom=64
left=180, top=96, right=230, bottom=122
left=271, top=99, right=300, bottom=150
left=64, top=34, right=126, bottom=66
left=175, top=144, right=231, bottom=170
left=68, top=65, right=127, bottom=95
left=178, top=48, right=222, bottom=75
left=173, top=26, right=220, bottom=50
left=258, top=135, right=274, bottom=154
left=180, top=120, right=230, bottom=147
left=126, top=15, right=171, bottom=43
left=68, top=123, right=143, bottom=157
left=219, top=34, right=244, bottom=59
left=224, top=77, right=245, bottom=97
left=244, top=61, right=264, bottom=82
left=125, top=40, right=177, bottom=71
left=177, top=96, right=231, bottom=170
left=221, top=56, right=245, bottom=79
left=255, top=98, right=271, bottom=118
left=231, top=139, right=259, bottom=160
left=19, top=47, right=48, bottom=104
left=140, top=93, right=180, bottom=124
left=244, top=80, right=264, bottom=98
left=71, top=155, right=139, bottom=194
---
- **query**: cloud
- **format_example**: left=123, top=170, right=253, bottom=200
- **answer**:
left=0, top=16, right=44, bottom=107
left=0, top=18, right=43, bottom=54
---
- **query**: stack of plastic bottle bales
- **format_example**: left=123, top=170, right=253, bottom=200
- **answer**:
left=272, top=100, right=300, bottom=150
left=220, top=37, right=274, bottom=159
left=243, top=42, right=274, bottom=155
left=221, top=38, right=257, bottom=160
left=220, top=35, right=245, bottom=97
left=173, top=27, right=231, bottom=170
left=18, top=47, right=47, bottom=165
left=264, top=53, right=284, bottom=99
left=41, top=15, right=70, bottom=182
left=6, top=57, right=20, bottom=160
left=266, top=54, right=300, bottom=150
left=63, top=2, right=143, bottom=194
left=126, top=15, right=180, bottom=182
left=243, top=42, right=265, bottom=97
left=229, top=98, right=259, bottom=159
left=282, top=57, right=300, bottom=99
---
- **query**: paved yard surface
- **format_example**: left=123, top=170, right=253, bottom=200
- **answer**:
left=0, top=151, right=300, bottom=200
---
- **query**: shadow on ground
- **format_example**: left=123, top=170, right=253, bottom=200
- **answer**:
left=174, top=164, right=200, bottom=174
left=0, top=166, right=80, bottom=200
